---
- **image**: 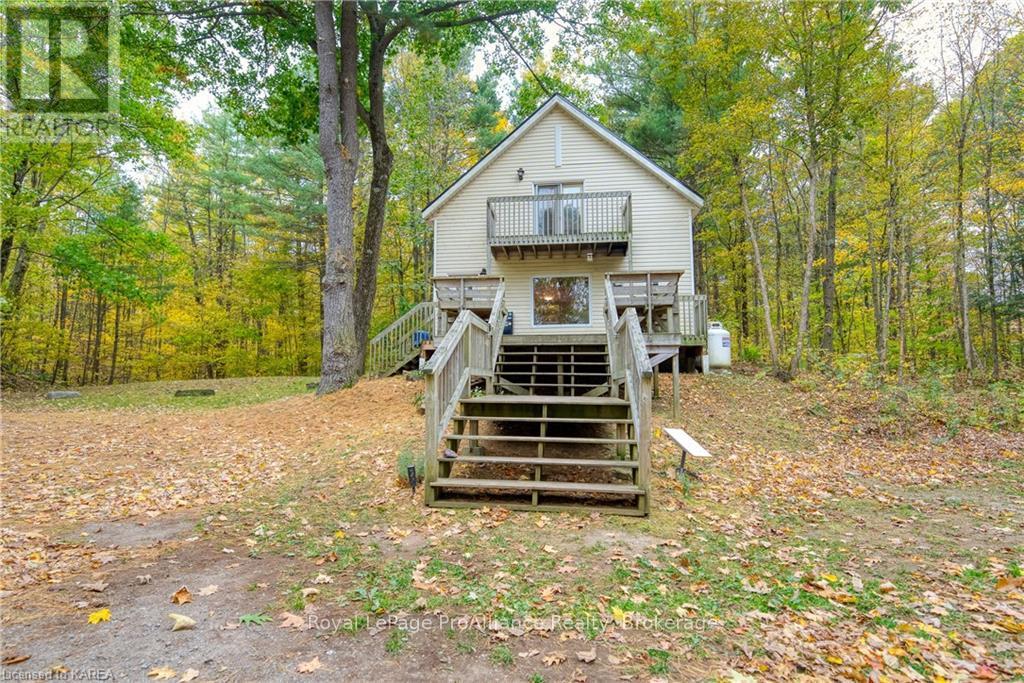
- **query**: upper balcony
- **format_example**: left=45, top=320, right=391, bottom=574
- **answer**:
left=486, top=191, right=631, bottom=258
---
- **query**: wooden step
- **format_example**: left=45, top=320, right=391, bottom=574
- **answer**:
left=440, top=455, right=638, bottom=468
left=497, top=360, right=609, bottom=366
left=428, top=499, right=646, bottom=516
left=497, top=370, right=609, bottom=377
left=492, top=382, right=607, bottom=388
left=461, top=395, right=628, bottom=406
left=444, top=434, right=636, bottom=445
left=430, top=478, right=643, bottom=495
left=497, top=351, right=607, bottom=357
left=453, top=415, right=632, bottom=424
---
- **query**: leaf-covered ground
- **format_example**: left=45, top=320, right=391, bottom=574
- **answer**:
left=1, top=371, right=1021, bottom=681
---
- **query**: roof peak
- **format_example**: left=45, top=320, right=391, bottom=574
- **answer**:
left=422, top=94, right=703, bottom=219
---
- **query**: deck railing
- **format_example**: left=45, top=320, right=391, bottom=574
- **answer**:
left=365, top=302, right=436, bottom=377
left=487, top=191, right=631, bottom=246
left=433, top=275, right=503, bottom=336
left=434, top=275, right=503, bottom=310
left=679, top=294, right=708, bottom=343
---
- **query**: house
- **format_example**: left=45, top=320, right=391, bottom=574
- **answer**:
left=367, top=95, right=708, bottom=515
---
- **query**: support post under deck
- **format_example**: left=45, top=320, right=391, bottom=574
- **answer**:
left=671, top=353, right=680, bottom=420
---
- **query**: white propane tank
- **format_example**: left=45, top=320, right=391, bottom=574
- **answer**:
left=707, top=321, right=731, bottom=369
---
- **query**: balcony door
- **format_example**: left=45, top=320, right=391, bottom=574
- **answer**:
left=534, top=182, right=582, bottom=236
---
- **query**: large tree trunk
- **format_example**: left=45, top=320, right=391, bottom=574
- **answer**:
left=821, top=152, right=838, bottom=353
left=315, top=0, right=361, bottom=394
left=352, top=27, right=394, bottom=374
left=736, top=158, right=779, bottom=370
left=790, top=154, right=819, bottom=375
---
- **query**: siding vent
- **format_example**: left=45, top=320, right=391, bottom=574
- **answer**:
left=554, top=124, right=562, bottom=167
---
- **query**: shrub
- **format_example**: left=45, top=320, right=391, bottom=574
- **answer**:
left=396, top=447, right=424, bottom=487
left=740, top=343, right=763, bottom=363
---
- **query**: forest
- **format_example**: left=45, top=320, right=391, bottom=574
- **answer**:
left=2, top=0, right=1022, bottom=387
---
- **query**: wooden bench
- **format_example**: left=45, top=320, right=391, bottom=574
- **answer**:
left=664, top=427, right=711, bottom=479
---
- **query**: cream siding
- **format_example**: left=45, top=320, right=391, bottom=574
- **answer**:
left=432, top=105, right=699, bottom=335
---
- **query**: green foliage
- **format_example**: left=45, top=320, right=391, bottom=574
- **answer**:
left=396, top=447, right=425, bottom=486
left=3, top=0, right=1022, bottom=389
left=385, top=628, right=409, bottom=654
left=238, top=612, right=272, bottom=626
left=489, top=644, right=514, bottom=666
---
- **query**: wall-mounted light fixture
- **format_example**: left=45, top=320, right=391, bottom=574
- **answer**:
left=516, top=167, right=525, bottom=181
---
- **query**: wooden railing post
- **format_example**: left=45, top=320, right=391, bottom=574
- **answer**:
left=423, top=371, right=438, bottom=505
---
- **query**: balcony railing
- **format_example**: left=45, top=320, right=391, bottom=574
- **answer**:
left=486, top=191, right=631, bottom=256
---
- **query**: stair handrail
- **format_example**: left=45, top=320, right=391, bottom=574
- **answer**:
left=421, top=308, right=491, bottom=503
left=486, top=281, right=507, bottom=377
left=610, top=307, right=653, bottom=513
left=366, top=301, right=437, bottom=376
left=604, top=275, right=620, bottom=382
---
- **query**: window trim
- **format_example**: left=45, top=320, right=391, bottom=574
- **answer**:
left=530, top=274, right=593, bottom=328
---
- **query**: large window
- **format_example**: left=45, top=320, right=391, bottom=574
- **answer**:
left=533, top=276, right=590, bottom=326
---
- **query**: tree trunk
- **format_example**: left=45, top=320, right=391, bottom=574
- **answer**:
left=315, top=0, right=361, bottom=394
left=352, top=26, right=394, bottom=373
left=982, top=147, right=999, bottom=378
left=790, top=154, right=820, bottom=375
left=108, top=302, right=121, bottom=384
left=50, top=282, right=68, bottom=385
left=953, top=128, right=975, bottom=373
left=821, top=152, right=838, bottom=353
left=91, top=296, right=105, bottom=384
left=736, top=158, right=779, bottom=369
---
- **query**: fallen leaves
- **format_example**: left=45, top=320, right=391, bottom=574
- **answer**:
left=87, top=608, right=111, bottom=624
left=147, top=667, right=176, bottom=680
left=197, top=584, right=218, bottom=596
left=2, top=655, right=30, bottom=666
left=170, top=586, right=192, bottom=605
left=169, top=613, right=196, bottom=631
left=81, top=580, right=108, bottom=592
left=179, top=670, right=199, bottom=682
left=315, top=550, right=338, bottom=565
left=239, top=612, right=271, bottom=626
left=296, top=656, right=322, bottom=674
left=995, top=576, right=1024, bottom=591
left=543, top=651, right=567, bottom=666
left=741, top=576, right=771, bottom=594
left=278, top=612, right=307, bottom=630
left=576, top=648, right=597, bottom=663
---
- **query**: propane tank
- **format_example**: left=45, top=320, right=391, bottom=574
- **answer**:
left=707, top=321, right=731, bottom=369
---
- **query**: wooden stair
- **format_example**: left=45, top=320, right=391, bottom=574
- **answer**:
left=428, top=383, right=649, bottom=515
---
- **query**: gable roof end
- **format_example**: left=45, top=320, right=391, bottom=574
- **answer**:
left=421, top=94, right=704, bottom=220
